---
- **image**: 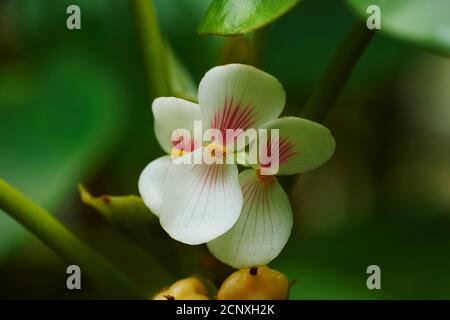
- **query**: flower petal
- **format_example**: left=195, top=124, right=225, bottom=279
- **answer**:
left=258, top=117, right=336, bottom=175
left=152, top=97, right=202, bottom=153
left=198, top=64, right=285, bottom=138
left=159, top=150, right=243, bottom=244
left=207, top=169, right=293, bottom=268
left=138, top=155, right=172, bottom=217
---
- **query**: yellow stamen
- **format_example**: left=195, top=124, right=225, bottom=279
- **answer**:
left=204, top=143, right=227, bottom=158
left=171, top=148, right=188, bottom=159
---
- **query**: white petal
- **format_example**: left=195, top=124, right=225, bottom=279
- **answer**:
left=152, top=97, right=202, bottom=153
left=159, top=150, right=243, bottom=245
left=138, top=155, right=172, bottom=216
left=259, top=117, right=336, bottom=175
left=207, top=169, right=293, bottom=268
left=198, top=64, right=285, bottom=137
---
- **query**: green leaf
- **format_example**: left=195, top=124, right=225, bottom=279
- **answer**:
left=198, top=0, right=301, bottom=36
left=79, top=185, right=201, bottom=277
left=0, top=53, right=124, bottom=261
left=346, top=0, right=450, bottom=56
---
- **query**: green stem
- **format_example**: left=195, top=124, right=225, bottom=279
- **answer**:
left=300, top=20, right=376, bottom=123
left=251, top=29, right=267, bottom=67
left=128, top=0, right=169, bottom=97
left=288, top=20, right=376, bottom=195
left=218, top=36, right=252, bottom=65
left=0, top=179, right=142, bottom=299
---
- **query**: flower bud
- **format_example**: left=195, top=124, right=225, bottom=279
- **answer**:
left=217, top=266, right=289, bottom=300
left=153, top=277, right=209, bottom=300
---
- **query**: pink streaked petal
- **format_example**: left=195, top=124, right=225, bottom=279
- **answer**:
left=207, top=169, right=293, bottom=268
left=159, top=149, right=243, bottom=244
left=152, top=97, right=202, bottom=154
left=260, top=136, right=297, bottom=172
left=199, top=64, right=285, bottom=136
left=210, top=99, right=257, bottom=145
left=259, top=117, right=336, bottom=175
left=171, top=133, right=199, bottom=152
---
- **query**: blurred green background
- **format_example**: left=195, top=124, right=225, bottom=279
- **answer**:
left=1, top=0, right=450, bottom=299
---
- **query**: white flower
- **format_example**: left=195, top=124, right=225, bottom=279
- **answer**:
left=139, top=64, right=285, bottom=245
left=139, top=64, right=336, bottom=268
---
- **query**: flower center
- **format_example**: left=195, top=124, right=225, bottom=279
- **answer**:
left=171, top=147, right=188, bottom=158
left=256, top=169, right=276, bottom=185
left=171, top=135, right=196, bottom=158
left=204, top=143, right=227, bottom=157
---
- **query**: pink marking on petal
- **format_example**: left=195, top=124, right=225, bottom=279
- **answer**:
left=171, top=135, right=198, bottom=152
left=220, top=98, right=233, bottom=132
left=260, top=137, right=297, bottom=169
left=232, top=102, right=254, bottom=129
left=210, top=98, right=256, bottom=144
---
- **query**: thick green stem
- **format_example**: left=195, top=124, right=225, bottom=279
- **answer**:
left=128, top=0, right=169, bottom=97
left=0, top=179, right=142, bottom=299
left=301, top=20, right=376, bottom=123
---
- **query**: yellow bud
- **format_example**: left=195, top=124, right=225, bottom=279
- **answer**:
left=182, top=293, right=209, bottom=300
left=170, top=277, right=209, bottom=297
left=217, top=266, right=289, bottom=300
left=153, top=290, right=175, bottom=300
left=153, top=277, right=209, bottom=300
